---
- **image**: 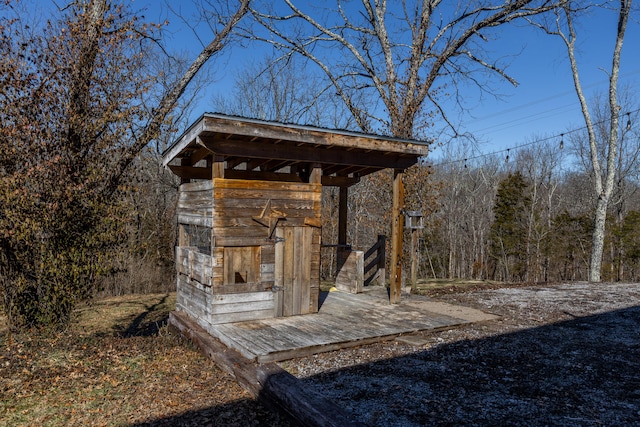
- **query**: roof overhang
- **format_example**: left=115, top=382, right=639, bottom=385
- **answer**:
left=162, top=113, right=431, bottom=186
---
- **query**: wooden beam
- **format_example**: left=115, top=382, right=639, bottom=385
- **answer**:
left=190, top=146, right=211, bottom=165
left=247, top=158, right=270, bottom=171
left=169, top=311, right=364, bottom=427
left=261, top=159, right=290, bottom=172
left=169, top=164, right=212, bottom=180
left=225, top=169, right=304, bottom=183
left=170, top=162, right=363, bottom=187
left=199, top=136, right=418, bottom=170
left=222, top=168, right=360, bottom=187
left=226, top=157, right=246, bottom=169
left=389, top=168, right=405, bottom=304
left=321, top=174, right=360, bottom=187
left=321, top=165, right=346, bottom=176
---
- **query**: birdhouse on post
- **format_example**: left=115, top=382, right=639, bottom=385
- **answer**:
left=404, top=210, right=424, bottom=230
left=404, top=210, right=423, bottom=291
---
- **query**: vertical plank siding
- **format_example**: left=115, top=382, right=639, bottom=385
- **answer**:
left=335, top=250, right=364, bottom=293
left=175, top=178, right=321, bottom=327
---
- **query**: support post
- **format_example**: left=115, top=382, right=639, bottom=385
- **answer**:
left=309, top=163, right=322, bottom=184
left=377, top=234, right=386, bottom=286
left=178, top=223, right=189, bottom=247
left=390, top=169, right=405, bottom=304
left=212, top=155, right=225, bottom=179
left=337, top=186, right=348, bottom=273
left=410, top=228, right=418, bottom=292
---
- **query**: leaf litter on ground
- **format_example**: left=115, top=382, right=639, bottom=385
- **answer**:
left=0, top=292, right=292, bottom=427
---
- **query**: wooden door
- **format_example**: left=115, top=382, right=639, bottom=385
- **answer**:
left=274, top=226, right=313, bottom=317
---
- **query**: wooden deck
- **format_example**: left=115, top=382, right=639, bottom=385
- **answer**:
left=206, top=287, right=498, bottom=363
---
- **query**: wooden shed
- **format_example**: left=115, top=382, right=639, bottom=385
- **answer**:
left=162, top=113, right=430, bottom=331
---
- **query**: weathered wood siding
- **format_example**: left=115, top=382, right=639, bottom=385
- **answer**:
left=177, top=180, right=213, bottom=227
left=176, top=270, right=275, bottom=325
left=211, top=178, right=322, bottom=247
left=212, top=178, right=321, bottom=312
left=335, top=250, right=364, bottom=294
left=174, top=178, right=322, bottom=327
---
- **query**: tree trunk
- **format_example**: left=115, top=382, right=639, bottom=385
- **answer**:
left=550, top=2, right=631, bottom=282
left=589, top=195, right=609, bottom=282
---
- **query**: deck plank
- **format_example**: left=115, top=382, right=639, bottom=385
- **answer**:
left=205, top=287, right=498, bottom=362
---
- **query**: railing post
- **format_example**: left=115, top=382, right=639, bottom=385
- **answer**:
left=377, top=235, right=386, bottom=286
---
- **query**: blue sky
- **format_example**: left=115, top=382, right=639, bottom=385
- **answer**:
left=139, top=1, right=640, bottom=162
left=449, top=6, right=640, bottom=160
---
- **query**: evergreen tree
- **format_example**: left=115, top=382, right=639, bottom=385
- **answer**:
left=489, top=172, right=532, bottom=281
left=547, top=211, right=592, bottom=281
left=617, top=210, right=640, bottom=279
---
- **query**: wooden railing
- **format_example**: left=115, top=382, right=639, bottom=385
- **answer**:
left=364, top=235, right=386, bottom=286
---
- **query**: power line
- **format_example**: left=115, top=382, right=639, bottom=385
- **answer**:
left=430, top=107, right=640, bottom=168
left=469, top=103, right=578, bottom=135
left=464, top=68, right=640, bottom=130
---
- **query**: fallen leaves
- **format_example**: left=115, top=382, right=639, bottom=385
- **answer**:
left=0, top=292, right=291, bottom=426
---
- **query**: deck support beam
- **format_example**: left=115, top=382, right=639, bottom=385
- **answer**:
left=389, top=168, right=405, bottom=304
left=169, top=311, right=364, bottom=427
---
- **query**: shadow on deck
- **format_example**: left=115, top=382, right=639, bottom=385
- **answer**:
left=206, top=286, right=498, bottom=363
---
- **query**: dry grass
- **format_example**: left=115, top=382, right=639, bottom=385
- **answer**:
left=413, top=278, right=523, bottom=296
left=0, top=293, right=291, bottom=427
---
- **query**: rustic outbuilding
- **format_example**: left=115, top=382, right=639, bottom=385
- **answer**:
left=162, top=113, right=430, bottom=332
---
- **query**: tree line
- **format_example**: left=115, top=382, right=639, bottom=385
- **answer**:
left=417, top=129, right=640, bottom=283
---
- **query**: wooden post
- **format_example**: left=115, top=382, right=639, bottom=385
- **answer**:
left=178, top=223, right=189, bottom=247
left=309, top=163, right=322, bottom=184
left=337, top=186, right=348, bottom=274
left=212, top=155, right=225, bottom=179
left=180, top=158, right=191, bottom=184
left=390, top=169, right=405, bottom=304
left=377, top=234, right=386, bottom=286
left=410, top=228, right=418, bottom=292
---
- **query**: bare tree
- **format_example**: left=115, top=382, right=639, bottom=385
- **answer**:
left=250, top=0, right=561, bottom=139
left=430, top=148, right=502, bottom=280
left=534, top=1, right=632, bottom=281
left=112, top=0, right=251, bottom=188
left=514, top=142, right=564, bottom=281
left=567, top=91, right=640, bottom=280
left=212, top=53, right=357, bottom=129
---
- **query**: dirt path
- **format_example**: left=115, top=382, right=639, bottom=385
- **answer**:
left=280, top=282, right=640, bottom=426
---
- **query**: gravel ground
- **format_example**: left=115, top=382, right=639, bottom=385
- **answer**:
left=279, top=282, right=640, bottom=426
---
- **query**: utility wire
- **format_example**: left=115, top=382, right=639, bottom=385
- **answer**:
left=431, top=107, right=640, bottom=168
left=464, top=68, right=640, bottom=128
